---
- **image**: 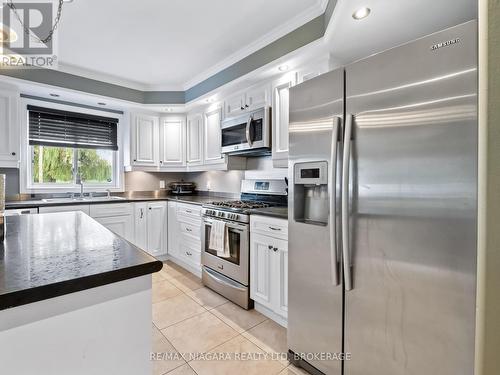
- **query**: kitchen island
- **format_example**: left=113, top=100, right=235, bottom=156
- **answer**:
left=0, top=212, right=163, bottom=375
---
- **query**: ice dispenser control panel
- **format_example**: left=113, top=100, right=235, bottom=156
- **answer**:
left=294, top=161, right=328, bottom=185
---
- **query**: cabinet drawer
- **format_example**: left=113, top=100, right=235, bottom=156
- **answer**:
left=250, top=215, right=288, bottom=240
left=89, top=203, right=132, bottom=218
left=179, top=220, right=201, bottom=240
left=179, top=241, right=201, bottom=268
left=177, top=203, right=201, bottom=219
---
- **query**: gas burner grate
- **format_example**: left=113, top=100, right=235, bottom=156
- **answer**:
left=208, top=200, right=270, bottom=209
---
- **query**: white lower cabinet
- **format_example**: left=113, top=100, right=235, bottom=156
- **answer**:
left=167, top=201, right=202, bottom=274
left=133, top=201, right=167, bottom=257
left=89, top=203, right=135, bottom=244
left=250, top=216, right=288, bottom=326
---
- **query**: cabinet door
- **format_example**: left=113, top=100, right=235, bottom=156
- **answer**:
left=94, top=215, right=134, bottom=243
left=250, top=233, right=273, bottom=309
left=272, top=81, right=292, bottom=167
left=203, top=108, right=224, bottom=164
left=273, top=238, right=288, bottom=318
left=159, top=117, right=186, bottom=168
left=224, top=94, right=244, bottom=118
left=147, top=202, right=166, bottom=256
left=134, top=203, right=148, bottom=251
left=0, top=90, right=19, bottom=166
left=186, top=114, right=203, bottom=166
left=132, top=114, right=159, bottom=167
left=167, top=201, right=179, bottom=257
left=245, top=85, right=268, bottom=111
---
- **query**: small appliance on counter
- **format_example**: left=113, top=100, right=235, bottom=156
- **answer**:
left=168, top=181, right=196, bottom=195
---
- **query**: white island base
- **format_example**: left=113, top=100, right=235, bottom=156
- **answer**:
left=0, top=275, right=152, bottom=375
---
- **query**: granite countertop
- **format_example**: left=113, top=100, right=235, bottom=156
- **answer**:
left=0, top=212, right=163, bottom=310
left=249, top=206, right=288, bottom=220
left=5, top=194, right=231, bottom=210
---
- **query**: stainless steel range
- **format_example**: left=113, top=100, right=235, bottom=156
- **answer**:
left=201, top=179, right=287, bottom=309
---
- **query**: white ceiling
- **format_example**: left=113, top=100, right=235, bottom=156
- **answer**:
left=57, top=0, right=324, bottom=90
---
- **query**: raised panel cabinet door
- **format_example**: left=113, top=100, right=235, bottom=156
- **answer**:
left=159, top=117, right=186, bottom=168
left=273, top=238, right=288, bottom=318
left=146, top=202, right=166, bottom=256
left=272, top=81, right=291, bottom=166
left=250, top=233, right=273, bottom=309
left=245, top=85, right=268, bottom=111
left=224, top=94, right=244, bottom=118
left=132, top=114, right=159, bottom=166
left=203, top=107, right=224, bottom=164
left=134, top=203, right=148, bottom=251
left=167, top=202, right=179, bottom=257
left=0, top=90, right=19, bottom=166
left=94, top=215, right=134, bottom=243
left=186, top=114, right=203, bottom=165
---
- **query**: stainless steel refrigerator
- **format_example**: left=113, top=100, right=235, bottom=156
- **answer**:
left=288, top=20, right=477, bottom=375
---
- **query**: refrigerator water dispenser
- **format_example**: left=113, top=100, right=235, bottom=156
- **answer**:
left=293, top=161, right=329, bottom=226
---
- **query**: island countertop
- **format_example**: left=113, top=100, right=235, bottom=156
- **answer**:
left=0, top=212, right=163, bottom=310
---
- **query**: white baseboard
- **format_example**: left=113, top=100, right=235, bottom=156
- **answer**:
left=254, top=302, right=287, bottom=328
left=166, top=254, right=202, bottom=278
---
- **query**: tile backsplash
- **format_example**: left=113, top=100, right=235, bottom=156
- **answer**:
left=0, top=168, right=20, bottom=196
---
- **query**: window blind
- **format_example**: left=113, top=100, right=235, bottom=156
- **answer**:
left=28, top=105, right=119, bottom=150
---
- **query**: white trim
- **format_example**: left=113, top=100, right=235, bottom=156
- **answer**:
left=20, top=98, right=125, bottom=194
left=254, top=302, right=287, bottom=328
left=181, top=2, right=325, bottom=91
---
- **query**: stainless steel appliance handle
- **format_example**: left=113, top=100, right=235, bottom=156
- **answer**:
left=203, top=218, right=247, bottom=231
left=204, top=266, right=247, bottom=292
left=329, top=116, right=341, bottom=286
left=246, top=116, right=253, bottom=147
left=342, top=114, right=353, bottom=291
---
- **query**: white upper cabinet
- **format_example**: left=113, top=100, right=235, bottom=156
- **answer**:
left=131, top=113, right=159, bottom=167
left=271, top=75, right=295, bottom=168
left=203, top=107, right=224, bottom=164
left=245, top=85, right=269, bottom=111
left=0, top=88, right=19, bottom=167
left=159, top=116, right=186, bottom=169
left=224, top=94, right=245, bottom=118
left=223, top=85, right=270, bottom=118
left=186, top=114, right=203, bottom=166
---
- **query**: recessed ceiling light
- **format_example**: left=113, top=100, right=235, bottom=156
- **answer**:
left=352, top=7, right=371, bottom=20
left=49, top=93, right=60, bottom=97
left=0, top=24, right=18, bottom=43
left=278, top=65, right=290, bottom=72
left=97, top=102, right=106, bottom=106
left=63, top=0, right=74, bottom=3
left=164, top=107, right=173, bottom=112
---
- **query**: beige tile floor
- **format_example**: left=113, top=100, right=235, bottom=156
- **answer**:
left=151, top=261, right=309, bottom=375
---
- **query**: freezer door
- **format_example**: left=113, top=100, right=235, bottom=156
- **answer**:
left=344, top=21, right=477, bottom=375
left=288, top=68, right=344, bottom=375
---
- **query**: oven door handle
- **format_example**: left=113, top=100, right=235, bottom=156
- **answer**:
left=203, top=267, right=247, bottom=292
left=246, top=116, right=253, bottom=147
left=203, top=219, right=247, bottom=231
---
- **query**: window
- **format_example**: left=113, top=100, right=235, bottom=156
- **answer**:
left=27, top=105, right=120, bottom=189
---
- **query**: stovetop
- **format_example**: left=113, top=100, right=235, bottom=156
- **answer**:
left=206, top=200, right=271, bottom=210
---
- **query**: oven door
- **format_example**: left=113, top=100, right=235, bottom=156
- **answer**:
left=221, top=108, right=268, bottom=154
left=201, top=217, right=249, bottom=285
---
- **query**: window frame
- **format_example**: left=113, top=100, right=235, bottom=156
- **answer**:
left=20, top=98, right=125, bottom=193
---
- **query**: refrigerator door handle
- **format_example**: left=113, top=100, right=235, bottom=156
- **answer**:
left=342, top=114, right=353, bottom=291
left=329, top=116, right=341, bottom=286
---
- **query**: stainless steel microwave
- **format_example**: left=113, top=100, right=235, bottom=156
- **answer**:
left=221, top=107, right=271, bottom=156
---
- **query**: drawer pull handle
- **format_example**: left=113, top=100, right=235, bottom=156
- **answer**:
left=268, top=245, right=273, bottom=250
left=186, top=228, right=192, bottom=232
left=186, top=251, right=192, bottom=256
left=186, top=210, right=192, bottom=213
left=268, top=226, right=281, bottom=231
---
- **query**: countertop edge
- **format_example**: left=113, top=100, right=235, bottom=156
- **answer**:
left=0, top=260, right=163, bottom=311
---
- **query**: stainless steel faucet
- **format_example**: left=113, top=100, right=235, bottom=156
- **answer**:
left=106, top=189, right=111, bottom=199
left=76, top=173, right=84, bottom=197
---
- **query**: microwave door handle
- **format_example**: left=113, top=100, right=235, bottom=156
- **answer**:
left=342, top=114, right=353, bottom=291
left=329, top=116, right=341, bottom=286
left=246, top=116, right=253, bottom=147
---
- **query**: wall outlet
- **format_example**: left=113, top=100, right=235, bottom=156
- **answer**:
left=159, top=180, right=166, bottom=189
